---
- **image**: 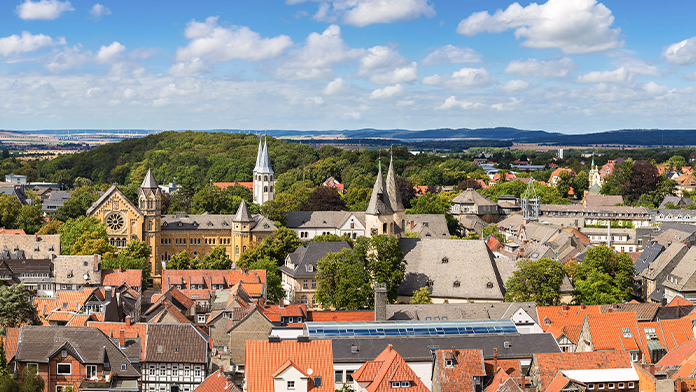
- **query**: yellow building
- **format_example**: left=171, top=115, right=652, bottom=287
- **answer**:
left=87, top=169, right=276, bottom=287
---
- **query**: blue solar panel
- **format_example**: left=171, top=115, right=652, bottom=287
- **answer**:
left=303, top=319, right=518, bottom=338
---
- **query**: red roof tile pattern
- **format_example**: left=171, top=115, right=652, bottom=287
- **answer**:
left=537, top=305, right=601, bottom=332
left=102, top=268, right=142, bottom=288
left=162, top=269, right=266, bottom=292
left=435, top=348, right=485, bottom=392
left=47, top=311, right=75, bottom=321
left=545, top=372, right=572, bottom=392
left=307, top=310, right=375, bottom=322
left=88, top=321, right=148, bottom=353
left=245, top=339, right=334, bottom=392
left=668, top=297, right=695, bottom=307
left=484, top=359, right=521, bottom=381
left=656, top=339, right=696, bottom=368
left=213, top=182, right=253, bottom=191
left=533, top=351, right=632, bottom=391
left=484, top=368, right=524, bottom=392
left=56, top=288, right=95, bottom=312
left=660, top=318, right=694, bottom=351
left=3, top=327, right=19, bottom=362
left=585, top=312, right=644, bottom=353
left=194, top=369, right=242, bottom=392
left=0, top=228, right=26, bottom=235
left=352, top=345, right=430, bottom=392
left=66, top=314, right=94, bottom=326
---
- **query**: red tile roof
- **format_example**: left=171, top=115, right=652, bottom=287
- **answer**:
left=659, top=318, right=694, bottom=351
left=67, top=314, right=94, bottom=326
left=213, top=182, right=253, bottom=190
left=533, top=351, right=632, bottom=391
left=0, top=228, right=26, bottom=235
left=656, top=339, right=696, bottom=368
left=434, top=348, right=485, bottom=392
left=307, top=310, right=374, bottom=322
left=484, top=368, right=524, bottom=392
left=484, top=359, right=521, bottom=381
left=102, top=268, right=142, bottom=288
left=47, top=311, right=76, bottom=321
left=3, top=327, right=19, bottom=362
left=245, top=339, right=334, bottom=392
left=352, top=345, right=430, bottom=392
left=545, top=372, right=572, bottom=392
left=668, top=297, right=695, bottom=307
left=585, top=312, right=644, bottom=353
left=56, top=287, right=95, bottom=312
left=194, top=369, right=242, bottom=392
left=88, top=321, right=148, bottom=353
left=162, top=270, right=266, bottom=298
left=537, top=305, right=601, bottom=332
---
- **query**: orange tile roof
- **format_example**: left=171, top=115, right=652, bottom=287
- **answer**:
left=659, top=318, right=694, bottom=351
left=272, top=359, right=311, bottom=378
left=533, top=351, right=632, bottom=391
left=213, top=182, right=253, bottom=190
left=586, top=312, right=643, bottom=353
left=162, top=269, right=266, bottom=296
left=656, top=339, right=696, bottom=368
left=537, top=305, right=601, bottom=332
left=88, top=321, right=148, bottom=353
left=307, top=310, right=375, bottom=322
left=67, top=314, right=93, bottom=326
left=561, top=325, right=582, bottom=344
left=668, top=297, right=695, bottom=307
left=435, top=348, right=485, bottom=392
left=3, top=327, right=19, bottom=362
left=263, top=304, right=306, bottom=319
left=484, top=368, right=524, bottom=392
left=47, top=311, right=76, bottom=321
left=484, top=359, right=521, bottom=381
left=56, top=288, right=95, bottom=312
left=551, top=168, right=576, bottom=179
left=194, top=368, right=242, bottom=392
left=0, top=228, right=26, bottom=235
left=352, top=345, right=429, bottom=392
left=245, top=339, right=334, bottom=392
left=33, top=297, right=57, bottom=318
left=545, top=372, right=572, bottom=392
left=102, top=269, right=142, bottom=288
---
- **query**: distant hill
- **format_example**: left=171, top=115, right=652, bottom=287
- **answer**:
left=519, top=129, right=696, bottom=146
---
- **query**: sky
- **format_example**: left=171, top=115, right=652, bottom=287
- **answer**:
left=2, top=0, right=696, bottom=134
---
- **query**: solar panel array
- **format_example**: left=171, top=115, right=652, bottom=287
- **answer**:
left=303, top=319, right=518, bottom=338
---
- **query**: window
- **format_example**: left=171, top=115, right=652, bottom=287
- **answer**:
left=121, top=364, right=126, bottom=370
left=391, top=381, right=400, bottom=388
left=172, top=366, right=178, bottom=376
left=86, top=365, right=97, bottom=379
left=335, top=371, right=343, bottom=383
left=300, top=295, right=308, bottom=304
left=589, top=384, right=594, bottom=390
left=599, top=384, right=605, bottom=389
left=622, top=328, right=632, bottom=338
left=303, top=280, right=308, bottom=289
left=609, top=384, right=615, bottom=389
left=311, top=280, right=317, bottom=289
left=185, top=367, right=190, bottom=376
left=287, top=381, right=295, bottom=390
left=27, top=363, right=38, bottom=375
left=346, top=370, right=354, bottom=381
left=445, top=359, right=453, bottom=367
left=149, top=365, right=155, bottom=376
left=619, top=383, right=624, bottom=389
left=401, top=382, right=411, bottom=388
left=629, top=383, right=634, bottom=389
left=194, top=367, right=201, bottom=377
left=160, top=365, right=166, bottom=376
left=57, top=363, right=71, bottom=375
left=197, top=315, right=206, bottom=323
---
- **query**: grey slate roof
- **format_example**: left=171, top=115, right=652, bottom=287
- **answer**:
left=659, top=196, right=695, bottom=209
left=366, top=165, right=393, bottom=215
left=642, top=242, right=687, bottom=280
left=331, top=333, right=560, bottom=362
left=285, top=211, right=366, bottom=229
left=385, top=302, right=539, bottom=324
left=634, top=242, right=665, bottom=274
left=281, top=242, right=351, bottom=279
left=451, top=189, right=497, bottom=206
left=15, top=326, right=140, bottom=378
left=143, top=324, right=209, bottom=364
left=653, top=228, right=696, bottom=247
left=405, top=214, right=449, bottom=238
left=662, top=246, right=696, bottom=292
left=161, top=212, right=275, bottom=232
left=583, top=194, right=624, bottom=207
left=141, top=168, right=158, bottom=189
left=233, top=199, right=254, bottom=223
left=398, top=238, right=505, bottom=301
left=386, top=159, right=404, bottom=212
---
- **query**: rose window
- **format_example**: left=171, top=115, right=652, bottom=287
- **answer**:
left=107, top=213, right=125, bottom=231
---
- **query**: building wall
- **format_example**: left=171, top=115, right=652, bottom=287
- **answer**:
left=575, top=319, right=593, bottom=353
left=228, top=311, right=273, bottom=368
left=273, top=367, right=309, bottom=392
left=142, top=362, right=206, bottom=392
left=208, top=315, right=231, bottom=351
left=17, top=353, right=106, bottom=392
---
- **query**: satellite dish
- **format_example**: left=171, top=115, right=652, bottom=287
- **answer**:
left=307, top=368, right=313, bottom=375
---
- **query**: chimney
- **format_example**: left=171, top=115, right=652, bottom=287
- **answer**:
left=35, top=233, right=38, bottom=242
left=388, top=344, right=393, bottom=352
left=226, top=376, right=233, bottom=389
left=518, top=248, right=524, bottom=258
left=580, top=303, right=586, bottom=310
left=374, top=283, right=387, bottom=321
left=241, top=265, right=246, bottom=274
left=493, top=348, right=498, bottom=371
left=521, top=374, right=526, bottom=391
left=119, top=265, right=122, bottom=273
left=119, top=329, right=125, bottom=348
left=649, top=364, right=655, bottom=376
left=94, top=255, right=100, bottom=271
left=562, top=304, right=569, bottom=311
left=409, top=220, right=415, bottom=230
left=125, top=316, right=131, bottom=327
left=109, top=331, right=113, bottom=338
left=676, top=379, right=682, bottom=392
left=135, top=331, right=139, bottom=338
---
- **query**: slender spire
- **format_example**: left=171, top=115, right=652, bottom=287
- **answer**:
left=233, top=199, right=255, bottom=222
left=140, top=168, right=158, bottom=189
left=253, top=139, right=263, bottom=173
left=257, top=137, right=274, bottom=174
left=366, top=164, right=393, bottom=215
left=386, top=156, right=404, bottom=212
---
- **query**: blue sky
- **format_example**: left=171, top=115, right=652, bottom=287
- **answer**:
left=2, top=0, right=696, bottom=133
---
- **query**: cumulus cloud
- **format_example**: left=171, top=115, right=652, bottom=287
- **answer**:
left=369, top=84, right=404, bottom=99
left=500, top=79, right=531, bottom=91
left=422, top=67, right=493, bottom=89
left=293, top=0, right=435, bottom=27
left=89, top=3, right=111, bottom=20
left=343, top=111, right=361, bottom=119
left=421, top=45, right=481, bottom=66
left=503, top=57, right=576, bottom=77
left=576, top=67, right=631, bottom=84
left=0, top=31, right=65, bottom=56
left=457, top=0, right=623, bottom=54
left=436, top=96, right=483, bottom=110
left=324, top=77, right=348, bottom=94
left=16, top=0, right=73, bottom=20
left=358, top=45, right=418, bottom=84
left=276, top=25, right=363, bottom=80
left=45, top=45, right=91, bottom=72
left=96, top=41, right=126, bottom=63
left=663, top=37, right=696, bottom=65
left=175, top=16, right=293, bottom=63
left=167, top=58, right=211, bottom=77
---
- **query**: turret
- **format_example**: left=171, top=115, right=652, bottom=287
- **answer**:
left=253, top=137, right=275, bottom=205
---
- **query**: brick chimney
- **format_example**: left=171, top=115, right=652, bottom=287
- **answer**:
left=676, top=379, right=682, bottom=392
left=409, top=220, right=415, bottom=230
left=94, top=255, right=100, bottom=271
left=521, top=374, right=526, bottom=391
left=119, top=329, right=125, bottom=348
left=649, top=364, right=655, bottom=376
left=119, top=265, right=122, bottom=273
left=493, top=348, right=498, bottom=371
left=35, top=233, right=38, bottom=242
left=374, top=283, right=387, bottom=321
left=580, top=303, right=586, bottom=310
left=125, top=316, right=131, bottom=327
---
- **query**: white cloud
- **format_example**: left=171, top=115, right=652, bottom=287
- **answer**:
left=501, top=79, right=531, bottom=92
left=96, top=41, right=126, bottom=64
left=421, top=45, right=482, bottom=66
left=16, top=0, right=74, bottom=20
left=358, top=45, right=418, bottom=84
left=503, top=57, right=576, bottom=77
left=663, top=37, right=696, bottom=66
left=324, top=77, right=348, bottom=95
left=167, top=58, right=212, bottom=77
left=0, top=31, right=64, bottom=56
left=276, top=25, right=363, bottom=80
left=305, top=96, right=324, bottom=105
left=457, top=0, right=623, bottom=54
left=175, top=16, right=293, bottom=63
left=492, top=97, right=521, bottom=111
left=422, top=67, right=493, bottom=89
left=343, top=111, right=361, bottom=119
left=576, top=67, right=631, bottom=84
left=45, top=45, right=92, bottom=72
left=684, top=71, right=696, bottom=81
left=295, top=0, right=435, bottom=27
left=370, top=84, right=404, bottom=99
left=436, top=96, right=483, bottom=110
left=89, top=3, right=111, bottom=20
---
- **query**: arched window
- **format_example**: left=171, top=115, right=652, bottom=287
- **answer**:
left=270, top=175, right=273, bottom=181
left=300, top=295, right=308, bottom=304
left=270, top=186, right=273, bottom=193
left=235, top=245, right=239, bottom=255
left=264, top=175, right=268, bottom=181
left=264, top=186, right=268, bottom=192
left=383, top=223, right=387, bottom=233
left=243, top=246, right=247, bottom=252
left=148, top=222, right=152, bottom=231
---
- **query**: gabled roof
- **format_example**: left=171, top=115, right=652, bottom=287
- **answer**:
left=3, top=327, right=19, bottom=363
left=245, top=339, right=334, bottom=392
left=434, top=348, right=485, bottom=392
left=537, top=305, right=601, bottom=332
left=141, top=168, right=159, bottom=189
left=585, top=312, right=644, bottom=353
left=88, top=321, right=148, bottom=354
left=642, top=242, right=688, bottom=280
left=232, top=199, right=254, bottom=223
left=668, top=297, right=695, bottom=307
left=353, top=345, right=429, bottom=392
left=545, top=372, right=574, bottom=392
left=452, top=188, right=496, bottom=206
left=663, top=246, right=696, bottom=292
left=484, top=368, right=524, bottom=392
left=102, top=268, right=142, bottom=288
left=533, top=351, right=632, bottom=391
left=599, top=303, right=660, bottom=322
left=195, top=368, right=242, bottom=392
left=281, top=242, right=351, bottom=279
left=86, top=184, right=142, bottom=216
left=655, top=338, right=696, bottom=368
left=143, top=324, right=209, bottom=363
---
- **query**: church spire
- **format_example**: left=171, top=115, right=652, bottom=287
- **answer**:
left=256, top=136, right=274, bottom=174
left=386, top=150, right=404, bottom=212
left=141, top=168, right=158, bottom=189
left=253, top=138, right=263, bottom=173
left=233, top=199, right=254, bottom=223
left=366, top=162, right=393, bottom=215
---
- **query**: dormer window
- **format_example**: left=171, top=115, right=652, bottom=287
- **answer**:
left=622, top=328, right=632, bottom=338
left=445, top=359, right=454, bottom=367
left=306, top=265, right=313, bottom=272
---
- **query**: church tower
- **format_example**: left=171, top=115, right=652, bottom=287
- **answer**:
left=231, top=199, right=254, bottom=264
left=386, top=152, right=405, bottom=237
left=253, top=137, right=275, bottom=205
left=365, top=160, right=396, bottom=237
left=138, top=168, right=162, bottom=278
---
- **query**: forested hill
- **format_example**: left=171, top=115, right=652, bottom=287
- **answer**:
left=520, top=129, right=696, bottom=146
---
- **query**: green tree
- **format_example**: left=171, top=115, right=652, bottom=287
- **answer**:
left=247, top=256, right=284, bottom=303
left=37, top=219, right=62, bottom=235
left=18, top=367, right=45, bottom=392
left=300, top=186, right=347, bottom=211
left=166, top=251, right=191, bottom=270
left=410, top=286, right=433, bottom=304
left=573, top=171, right=590, bottom=195
left=54, top=186, right=100, bottom=221
left=310, top=233, right=353, bottom=246
left=555, top=171, right=573, bottom=198
left=70, top=231, right=115, bottom=257
left=407, top=193, right=461, bottom=235
left=0, top=195, right=21, bottom=229
left=0, top=374, right=18, bottom=392
left=119, top=238, right=151, bottom=259
left=504, top=258, right=566, bottom=306
left=665, top=202, right=680, bottom=209
left=0, top=340, right=9, bottom=377
left=199, top=247, right=233, bottom=270
left=58, top=216, right=108, bottom=255
left=15, top=205, right=44, bottom=234
left=343, top=188, right=372, bottom=212
left=0, top=284, right=40, bottom=334
left=571, top=245, right=635, bottom=305
left=238, top=227, right=303, bottom=269
left=73, top=177, right=93, bottom=188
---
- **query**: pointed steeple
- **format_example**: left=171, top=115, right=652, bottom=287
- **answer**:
left=141, top=168, right=159, bottom=189
left=366, top=164, right=393, bottom=215
left=256, top=137, right=274, bottom=174
left=386, top=152, right=404, bottom=212
left=233, top=199, right=254, bottom=223
left=253, top=139, right=263, bottom=173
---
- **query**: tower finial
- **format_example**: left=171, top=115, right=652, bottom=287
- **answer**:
left=390, top=144, right=393, bottom=162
